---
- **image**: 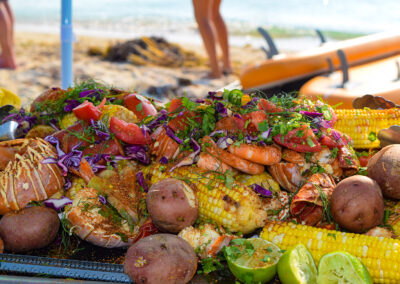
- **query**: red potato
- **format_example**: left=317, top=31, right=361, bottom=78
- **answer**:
left=330, top=175, right=384, bottom=233
left=147, top=178, right=198, bottom=233
left=0, top=206, right=60, bottom=252
left=124, top=234, right=197, bottom=284
left=367, top=144, right=400, bottom=199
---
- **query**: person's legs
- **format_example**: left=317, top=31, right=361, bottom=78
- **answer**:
left=0, top=2, right=16, bottom=69
left=4, top=1, right=14, bottom=40
left=211, top=0, right=231, bottom=74
left=192, top=0, right=221, bottom=78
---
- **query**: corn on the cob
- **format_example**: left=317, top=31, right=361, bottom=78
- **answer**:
left=335, top=108, right=400, bottom=149
left=392, top=220, right=400, bottom=238
left=261, top=221, right=400, bottom=284
left=60, top=113, right=78, bottom=129
left=142, top=164, right=268, bottom=234
left=236, top=172, right=280, bottom=194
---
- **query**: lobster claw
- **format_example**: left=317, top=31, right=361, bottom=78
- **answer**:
left=290, top=173, right=335, bottom=226
left=130, top=218, right=159, bottom=245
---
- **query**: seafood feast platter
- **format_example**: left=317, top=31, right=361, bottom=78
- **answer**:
left=1, top=81, right=400, bottom=283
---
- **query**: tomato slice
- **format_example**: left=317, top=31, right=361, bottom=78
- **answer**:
left=257, top=98, right=283, bottom=113
left=273, top=125, right=321, bottom=153
left=166, top=98, right=199, bottom=132
left=109, top=117, right=151, bottom=145
left=72, top=100, right=102, bottom=122
left=124, top=93, right=157, bottom=121
left=168, top=98, right=183, bottom=112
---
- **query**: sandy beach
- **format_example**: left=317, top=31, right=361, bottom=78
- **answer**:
left=0, top=31, right=268, bottom=107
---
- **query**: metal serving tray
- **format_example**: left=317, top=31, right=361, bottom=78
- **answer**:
left=0, top=253, right=131, bottom=283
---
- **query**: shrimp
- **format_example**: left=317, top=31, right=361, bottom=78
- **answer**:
left=282, top=149, right=305, bottom=164
left=365, top=227, right=394, bottom=238
left=202, top=136, right=264, bottom=175
left=197, top=152, right=232, bottom=173
left=227, top=143, right=281, bottom=165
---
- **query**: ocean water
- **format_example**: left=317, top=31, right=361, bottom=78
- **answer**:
left=11, top=0, right=400, bottom=48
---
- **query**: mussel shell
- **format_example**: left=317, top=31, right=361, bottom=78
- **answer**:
left=352, top=94, right=398, bottom=109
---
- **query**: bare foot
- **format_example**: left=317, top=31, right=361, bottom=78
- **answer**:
left=204, top=71, right=222, bottom=79
left=0, top=57, right=17, bottom=70
left=222, top=66, right=233, bottom=76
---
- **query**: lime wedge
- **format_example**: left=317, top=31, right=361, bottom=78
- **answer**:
left=277, top=244, right=317, bottom=284
left=317, top=251, right=373, bottom=284
left=223, top=238, right=282, bottom=283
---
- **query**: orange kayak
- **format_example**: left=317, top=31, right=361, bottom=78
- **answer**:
left=299, top=55, right=400, bottom=109
left=240, top=32, right=400, bottom=91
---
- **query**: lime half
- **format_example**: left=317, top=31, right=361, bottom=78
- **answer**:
left=277, top=244, right=317, bottom=284
left=317, top=251, right=373, bottom=284
left=224, top=238, right=282, bottom=283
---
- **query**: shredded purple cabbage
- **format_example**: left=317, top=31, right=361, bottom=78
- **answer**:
left=245, top=135, right=258, bottom=144
left=84, top=154, right=106, bottom=172
left=43, top=136, right=82, bottom=176
left=169, top=139, right=200, bottom=172
left=299, top=111, right=323, bottom=117
left=98, top=195, right=107, bottom=205
left=215, top=102, right=228, bottom=118
left=44, top=196, right=73, bottom=212
left=242, top=97, right=259, bottom=109
left=63, top=99, right=81, bottom=112
left=260, top=128, right=272, bottom=140
left=195, top=99, right=205, bottom=103
left=250, top=184, right=272, bottom=197
left=208, top=91, right=223, bottom=100
left=312, top=117, right=332, bottom=129
left=141, top=124, right=151, bottom=137
left=64, top=179, right=72, bottom=190
left=146, top=109, right=167, bottom=130
left=164, top=124, right=183, bottom=144
left=216, top=136, right=235, bottom=149
left=45, top=135, right=65, bottom=157
left=79, top=89, right=103, bottom=100
left=159, top=156, right=168, bottom=164
left=319, top=119, right=333, bottom=129
left=57, top=143, right=83, bottom=174
left=136, top=171, right=148, bottom=192
left=233, top=113, right=243, bottom=120
left=2, top=108, right=37, bottom=133
left=90, top=119, right=110, bottom=142
left=209, top=129, right=227, bottom=137
left=125, top=145, right=151, bottom=165
left=258, top=141, right=267, bottom=146
left=332, top=130, right=341, bottom=141
left=188, top=127, right=199, bottom=139
left=312, top=128, right=319, bottom=134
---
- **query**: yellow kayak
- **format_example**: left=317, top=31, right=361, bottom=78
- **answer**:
left=299, top=54, right=400, bottom=109
left=0, top=87, right=21, bottom=107
left=240, top=32, right=400, bottom=91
